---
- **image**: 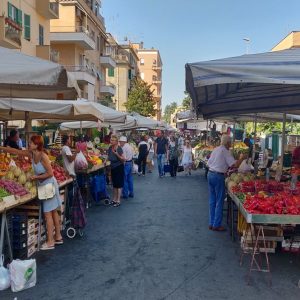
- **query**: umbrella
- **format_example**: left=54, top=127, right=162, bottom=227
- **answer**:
left=0, top=46, right=79, bottom=99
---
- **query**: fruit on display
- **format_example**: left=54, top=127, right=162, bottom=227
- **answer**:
left=231, top=142, right=249, bottom=159
left=52, top=163, right=69, bottom=183
left=0, top=179, right=29, bottom=197
left=226, top=172, right=255, bottom=191
left=0, top=188, right=10, bottom=201
left=86, top=155, right=102, bottom=166
left=0, top=153, right=10, bottom=175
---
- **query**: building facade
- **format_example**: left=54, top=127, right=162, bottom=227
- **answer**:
left=272, top=31, right=300, bottom=51
left=132, top=43, right=163, bottom=120
left=50, top=0, right=116, bottom=101
left=0, top=0, right=59, bottom=60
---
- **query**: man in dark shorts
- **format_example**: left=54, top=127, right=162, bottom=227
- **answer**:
left=154, top=131, right=169, bottom=178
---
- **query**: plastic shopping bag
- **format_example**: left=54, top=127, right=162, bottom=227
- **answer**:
left=75, top=151, right=88, bottom=171
left=9, top=259, right=36, bottom=292
left=0, top=255, right=10, bottom=291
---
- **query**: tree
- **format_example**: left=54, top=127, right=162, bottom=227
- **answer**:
left=182, top=92, right=192, bottom=110
left=125, top=79, right=156, bottom=117
left=100, top=95, right=115, bottom=109
left=163, top=102, right=177, bottom=123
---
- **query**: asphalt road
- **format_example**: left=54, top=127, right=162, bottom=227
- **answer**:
left=2, top=169, right=300, bottom=300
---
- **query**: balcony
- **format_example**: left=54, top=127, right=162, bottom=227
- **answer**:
left=152, top=65, right=162, bottom=71
left=0, top=17, right=22, bottom=49
left=36, top=45, right=60, bottom=63
left=64, top=65, right=96, bottom=85
left=115, top=54, right=129, bottom=64
left=36, top=0, right=59, bottom=19
left=152, top=78, right=162, bottom=84
left=100, top=83, right=116, bottom=96
left=50, top=26, right=96, bottom=50
left=100, top=55, right=116, bottom=68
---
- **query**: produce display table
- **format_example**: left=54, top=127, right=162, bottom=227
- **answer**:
left=227, top=189, right=300, bottom=285
left=0, top=178, right=73, bottom=262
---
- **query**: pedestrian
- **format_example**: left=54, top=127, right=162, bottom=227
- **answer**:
left=168, top=136, right=180, bottom=177
left=146, top=135, right=154, bottom=173
left=18, top=133, right=24, bottom=149
left=119, top=136, right=134, bottom=199
left=182, top=140, right=193, bottom=175
left=137, top=135, right=149, bottom=176
left=207, top=135, right=245, bottom=232
left=61, top=135, right=77, bottom=178
left=108, top=135, right=125, bottom=207
left=4, top=129, right=20, bottom=149
left=0, top=135, right=63, bottom=250
left=154, top=131, right=169, bottom=178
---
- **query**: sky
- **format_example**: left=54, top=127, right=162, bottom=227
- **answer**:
left=102, top=0, right=300, bottom=110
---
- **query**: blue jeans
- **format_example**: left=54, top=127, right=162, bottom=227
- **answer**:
left=157, top=154, right=165, bottom=176
left=207, top=171, right=225, bottom=227
left=123, top=162, right=134, bottom=197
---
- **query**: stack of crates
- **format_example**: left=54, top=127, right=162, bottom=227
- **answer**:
left=12, top=213, right=28, bottom=259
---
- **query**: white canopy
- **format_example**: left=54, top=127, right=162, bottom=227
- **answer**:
left=185, top=48, right=300, bottom=119
left=0, top=46, right=79, bottom=99
left=0, top=98, right=127, bottom=123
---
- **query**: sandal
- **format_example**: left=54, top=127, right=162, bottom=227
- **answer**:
left=55, top=239, right=64, bottom=245
left=40, top=243, right=55, bottom=250
left=110, top=201, right=116, bottom=206
left=113, top=202, right=121, bottom=207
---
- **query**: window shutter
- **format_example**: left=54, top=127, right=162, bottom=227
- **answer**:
left=108, top=68, right=114, bottom=77
left=17, top=8, right=22, bottom=26
left=24, top=14, right=30, bottom=40
left=128, top=69, right=132, bottom=79
left=8, top=2, right=13, bottom=19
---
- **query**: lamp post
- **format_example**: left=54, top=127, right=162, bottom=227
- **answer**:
left=243, top=38, right=250, bottom=54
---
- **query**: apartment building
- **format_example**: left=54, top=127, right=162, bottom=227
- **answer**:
left=106, top=34, right=140, bottom=111
left=0, top=0, right=59, bottom=60
left=272, top=31, right=300, bottom=51
left=132, top=42, right=163, bottom=120
left=50, top=0, right=116, bottom=101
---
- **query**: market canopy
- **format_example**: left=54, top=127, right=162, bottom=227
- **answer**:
left=185, top=48, right=300, bottom=119
left=0, top=47, right=79, bottom=99
left=0, top=98, right=127, bottom=123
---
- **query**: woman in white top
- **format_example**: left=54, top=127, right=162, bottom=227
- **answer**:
left=181, top=140, right=193, bottom=175
left=146, top=135, right=154, bottom=173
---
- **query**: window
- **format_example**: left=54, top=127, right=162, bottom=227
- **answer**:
left=140, top=72, right=144, bottom=80
left=24, top=14, right=30, bottom=41
left=97, top=36, right=100, bottom=51
left=128, top=69, right=132, bottom=80
left=153, top=59, right=157, bottom=65
left=8, top=2, right=22, bottom=26
left=108, top=68, right=114, bottom=77
left=39, top=25, right=44, bottom=46
left=140, top=58, right=144, bottom=65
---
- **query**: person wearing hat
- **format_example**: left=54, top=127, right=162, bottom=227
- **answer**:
left=119, top=136, right=134, bottom=199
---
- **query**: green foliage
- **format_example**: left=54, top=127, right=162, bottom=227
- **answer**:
left=245, top=121, right=300, bottom=135
left=125, top=79, right=156, bottom=117
left=182, top=92, right=192, bottom=110
left=100, top=96, right=115, bottom=109
left=163, top=102, right=177, bottom=123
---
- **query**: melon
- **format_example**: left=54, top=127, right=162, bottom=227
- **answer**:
left=25, top=172, right=32, bottom=180
left=13, top=167, right=22, bottom=178
left=18, top=174, right=27, bottom=185
left=24, top=182, right=33, bottom=190
left=30, top=186, right=37, bottom=196
left=6, top=171, right=14, bottom=180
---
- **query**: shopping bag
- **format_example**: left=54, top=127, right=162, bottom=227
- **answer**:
left=164, top=163, right=171, bottom=174
left=0, top=255, right=10, bottom=291
left=177, top=165, right=184, bottom=172
left=9, top=259, right=36, bottom=292
left=75, top=151, right=88, bottom=171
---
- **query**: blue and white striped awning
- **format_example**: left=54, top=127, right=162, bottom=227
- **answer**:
left=185, top=48, right=300, bottom=119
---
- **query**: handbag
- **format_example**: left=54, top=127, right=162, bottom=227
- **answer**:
left=164, top=163, right=171, bottom=174
left=177, top=165, right=184, bottom=172
left=37, top=183, right=56, bottom=200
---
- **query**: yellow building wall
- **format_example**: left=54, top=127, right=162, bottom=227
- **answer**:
left=1, top=0, right=51, bottom=56
left=50, top=5, right=75, bottom=32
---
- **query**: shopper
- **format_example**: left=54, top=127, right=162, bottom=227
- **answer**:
left=207, top=135, right=245, bottom=232
left=0, top=135, right=63, bottom=250
left=146, top=135, right=154, bottom=173
left=119, top=136, right=134, bottom=199
left=4, top=129, right=20, bottom=149
left=154, top=131, right=169, bottom=178
left=108, top=135, right=125, bottom=207
left=182, top=140, right=193, bottom=175
left=137, top=135, right=149, bottom=176
left=61, top=135, right=77, bottom=178
left=168, top=136, right=180, bottom=177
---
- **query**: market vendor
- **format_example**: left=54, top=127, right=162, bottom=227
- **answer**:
left=4, top=129, right=21, bottom=149
left=207, top=135, right=246, bottom=232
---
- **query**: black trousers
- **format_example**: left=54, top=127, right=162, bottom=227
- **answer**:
left=169, top=158, right=178, bottom=177
left=138, top=155, right=147, bottom=174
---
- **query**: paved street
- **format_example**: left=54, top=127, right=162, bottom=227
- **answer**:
left=2, top=169, right=300, bottom=300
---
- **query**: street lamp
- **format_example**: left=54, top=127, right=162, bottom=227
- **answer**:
left=243, top=38, right=250, bottom=54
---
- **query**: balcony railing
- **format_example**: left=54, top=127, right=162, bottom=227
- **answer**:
left=51, top=26, right=95, bottom=42
left=1, top=17, right=22, bottom=48
left=50, top=49, right=60, bottom=63
left=49, top=1, right=59, bottom=16
left=115, top=54, right=129, bottom=63
left=64, top=65, right=95, bottom=76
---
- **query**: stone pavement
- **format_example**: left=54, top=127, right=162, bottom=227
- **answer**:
left=2, top=169, right=300, bottom=300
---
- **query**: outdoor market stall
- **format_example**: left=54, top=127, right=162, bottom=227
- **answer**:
left=185, top=48, right=300, bottom=283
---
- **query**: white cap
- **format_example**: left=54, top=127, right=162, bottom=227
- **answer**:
left=119, top=136, right=127, bottom=142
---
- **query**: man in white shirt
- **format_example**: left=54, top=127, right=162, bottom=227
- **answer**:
left=146, top=135, right=154, bottom=173
left=119, top=136, right=134, bottom=198
left=207, top=135, right=245, bottom=232
left=61, top=135, right=77, bottom=178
